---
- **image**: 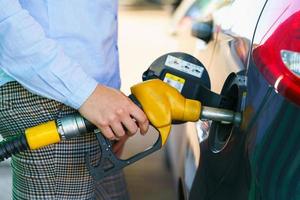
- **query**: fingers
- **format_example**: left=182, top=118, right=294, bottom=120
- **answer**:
left=101, top=109, right=139, bottom=139
left=129, top=104, right=149, bottom=135
left=100, top=114, right=143, bottom=140
left=120, top=115, right=138, bottom=136
left=101, top=108, right=148, bottom=139
left=101, top=126, right=118, bottom=140
left=110, top=121, right=126, bottom=138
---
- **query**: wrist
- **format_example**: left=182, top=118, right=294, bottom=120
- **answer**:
left=65, top=77, right=98, bottom=109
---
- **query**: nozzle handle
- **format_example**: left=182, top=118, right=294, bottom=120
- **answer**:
left=86, top=129, right=162, bottom=181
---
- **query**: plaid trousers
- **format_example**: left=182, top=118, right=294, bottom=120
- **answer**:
left=0, top=82, right=129, bottom=200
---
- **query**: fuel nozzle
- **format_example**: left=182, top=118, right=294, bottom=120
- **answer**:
left=200, top=106, right=242, bottom=126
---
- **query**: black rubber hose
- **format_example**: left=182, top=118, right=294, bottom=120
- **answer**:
left=0, top=134, right=29, bottom=162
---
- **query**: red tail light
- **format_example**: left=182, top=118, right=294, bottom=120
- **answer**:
left=281, top=50, right=300, bottom=77
left=253, top=9, right=300, bottom=106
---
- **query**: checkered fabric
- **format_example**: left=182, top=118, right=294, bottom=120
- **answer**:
left=0, top=82, right=129, bottom=200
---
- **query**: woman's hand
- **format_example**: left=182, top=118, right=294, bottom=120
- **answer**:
left=79, top=84, right=149, bottom=140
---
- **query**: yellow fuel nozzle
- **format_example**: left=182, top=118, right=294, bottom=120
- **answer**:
left=131, top=79, right=201, bottom=146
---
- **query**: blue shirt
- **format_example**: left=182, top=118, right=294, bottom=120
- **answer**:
left=0, top=0, right=120, bottom=109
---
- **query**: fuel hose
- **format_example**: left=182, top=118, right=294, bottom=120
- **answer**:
left=0, top=134, right=28, bottom=162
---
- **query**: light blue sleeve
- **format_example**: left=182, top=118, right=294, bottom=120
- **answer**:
left=0, top=0, right=98, bottom=109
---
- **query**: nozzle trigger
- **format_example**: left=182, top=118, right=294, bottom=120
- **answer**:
left=85, top=129, right=162, bottom=181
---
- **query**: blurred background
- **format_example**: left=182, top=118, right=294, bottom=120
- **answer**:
left=0, top=1, right=180, bottom=199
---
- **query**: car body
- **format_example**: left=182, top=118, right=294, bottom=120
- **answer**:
left=166, top=0, right=300, bottom=199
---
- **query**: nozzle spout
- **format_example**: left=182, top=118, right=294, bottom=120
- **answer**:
left=201, top=106, right=242, bottom=126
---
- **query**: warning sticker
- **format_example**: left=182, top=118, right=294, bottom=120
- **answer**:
left=163, top=73, right=185, bottom=92
left=165, top=55, right=204, bottom=78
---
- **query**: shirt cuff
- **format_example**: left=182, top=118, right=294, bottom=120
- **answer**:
left=65, top=76, right=98, bottom=109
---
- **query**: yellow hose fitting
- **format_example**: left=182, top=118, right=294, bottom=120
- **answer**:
left=25, top=120, right=61, bottom=150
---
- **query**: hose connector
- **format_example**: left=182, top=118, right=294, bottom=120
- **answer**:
left=57, top=113, right=88, bottom=140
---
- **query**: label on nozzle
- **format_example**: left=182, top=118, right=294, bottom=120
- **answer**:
left=163, top=73, right=185, bottom=92
left=165, top=55, right=204, bottom=78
